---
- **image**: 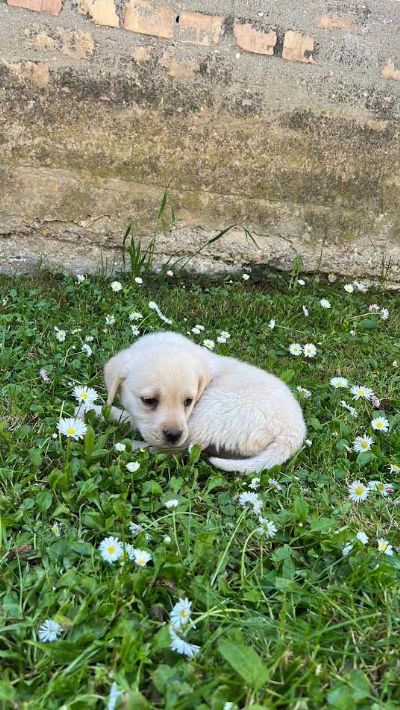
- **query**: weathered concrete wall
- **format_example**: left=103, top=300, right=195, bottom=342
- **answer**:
left=0, top=0, right=399, bottom=279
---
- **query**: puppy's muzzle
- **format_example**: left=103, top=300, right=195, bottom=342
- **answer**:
left=163, top=429, right=183, bottom=445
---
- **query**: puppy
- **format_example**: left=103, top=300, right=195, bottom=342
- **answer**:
left=103, top=331, right=306, bottom=473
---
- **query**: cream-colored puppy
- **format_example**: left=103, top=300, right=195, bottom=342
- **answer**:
left=102, top=331, right=306, bottom=473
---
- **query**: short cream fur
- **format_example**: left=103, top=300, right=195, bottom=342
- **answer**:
left=99, top=331, right=306, bottom=473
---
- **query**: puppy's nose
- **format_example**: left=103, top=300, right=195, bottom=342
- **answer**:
left=163, top=429, right=183, bottom=444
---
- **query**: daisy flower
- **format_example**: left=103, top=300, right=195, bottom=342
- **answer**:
left=81, top=344, right=92, bottom=357
left=72, top=386, right=98, bottom=408
left=330, top=377, right=349, bottom=389
left=319, top=298, right=331, bottom=309
left=377, top=538, right=393, bottom=556
left=303, top=343, right=317, bottom=358
left=129, top=311, right=143, bottom=321
left=305, top=439, right=312, bottom=447
left=164, top=535, right=171, bottom=544
left=203, top=339, right=215, bottom=350
left=353, top=435, right=373, bottom=452
left=166, top=270, right=174, bottom=277
left=192, top=327, right=201, bottom=335
left=381, top=308, right=389, bottom=320
left=289, top=343, right=302, bottom=356
left=342, top=543, right=353, bottom=557
left=220, top=330, right=231, bottom=339
left=268, top=478, right=283, bottom=491
left=57, top=417, right=87, bottom=440
left=389, top=464, right=400, bottom=474
left=134, top=277, right=143, bottom=284
left=107, top=683, right=122, bottom=710
left=165, top=499, right=179, bottom=509
left=217, top=336, right=227, bottom=344
left=257, top=518, right=277, bottom=538
left=38, top=619, right=62, bottom=643
left=148, top=301, right=172, bottom=325
left=132, top=549, right=152, bottom=567
left=371, top=416, right=389, bottom=432
left=50, top=522, right=60, bottom=536
left=195, top=324, right=205, bottom=331
left=351, top=385, right=374, bottom=401
left=368, top=304, right=380, bottom=313
left=348, top=480, right=369, bottom=503
left=344, top=284, right=354, bottom=293
left=170, top=598, right=192, bottom=630
left=131, top=325, right=140, bottom=337
left=356, top=531, right=369, bottom=545
left=124, top=543, right=136, bottom=561
left=297, top=279, right=305, bottom=286
left=99, top=536, right=123, bottom=563
left=76, top=274, right=86, bottom=283
left=110, top=281, right=122, bottom=292
left=39, top=368, right=50, bottom=382
left=242, top=273, right=250, bottom=281
left=238, top=491, right=262, bottom=516
left=353, top=280, right=368, bottom=293
left=368, top=481, right=391, bottom=497
left=248, top=477, right=260, bottom=490
left=169, top=626, right=200, bottom=658
left=340, top=400, right=357, bottom=418
left=115, top=442, right=126, bottom=452
left=105, top=314, right=115, bottom=326
left=126, top=462, right=140, bottom=472
left=302, top=305, right=309, bottom=316
left=54, top=327, right=66, bottom=343
left=129, top=522, right=144, bottom=536
left=268, top=319, right=276, bottom=330
left=296, top=386, right=311, bottom=399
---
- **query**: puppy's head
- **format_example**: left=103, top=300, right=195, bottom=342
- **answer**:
left=104, top=334, right=212, bottom=449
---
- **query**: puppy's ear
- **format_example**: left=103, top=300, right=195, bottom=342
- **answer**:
left=196, top=363, right=212, bottom=401
left=104, top=352, right=127, bottom=405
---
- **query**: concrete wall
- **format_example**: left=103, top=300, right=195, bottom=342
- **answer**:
left=0, top=0, right=399, bottom=280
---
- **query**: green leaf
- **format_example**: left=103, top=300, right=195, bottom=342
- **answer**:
left=84, top=426, right=96, bottom=458
left=218, top=639, right=269, bottom=690
left=29, top=447, right=42, bottom=467
left=356, top=451, right=376, bottom=466
left=36, top=489, right=52, bottom=511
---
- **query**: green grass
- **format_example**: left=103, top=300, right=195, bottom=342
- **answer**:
left=0, top=268, right=399, bottom=710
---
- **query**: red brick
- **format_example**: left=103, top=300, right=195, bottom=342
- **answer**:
left=234, top=21, right=277, bottom=55
left=124, top=0, right=175, bottom=39
left=282, top=31, right=315, bottom=63
left=315, top=14, right=357, bottom=31
left=178, top=11, right=224, bottom=46
left=7, top=0, right=62, bottom=14
left=79, top=0, right=119, bottom=28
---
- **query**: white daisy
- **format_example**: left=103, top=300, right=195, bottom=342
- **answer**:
left=380, top=308, right=389, bottom=320
left=81, top=344, right=92, bottom=357
left=257, top=518, right=277, bottom=538
left=297, top=279, right=305, bottom=286
left=342, top=543, right=353, bottom=557
left=371, top=417, right=390, bottom=432
left=105, top=314, right=115, bottom=326
left=170, top=598, right=192, bottom=630
left=356, top=531, right=369, bottom=545
left=289, top=343, right=303, bottom=356
left=319, top=299, right=331, bottom=309
left=129, top=522, right=144, bottom=536
left=217, top=336, right=227, bottom=344
left=72, top=386, right=98, bottom=407
left=124, top=543, right=136, bottom=561
left=39, top=368, right=50, bottom=382
left=353, top=435, right=374, bottom=452
left=85, top=335, right=94, bottom=342
left=115, top=442, right=126, bottom=452
left=368, top=304, right=380, bottom=313
left=129, top=312, right=143, bottom=322
left=344, top=284, right=354, bottom=293
left=340, top=400, right=357, bottom=418
left=238, top=491, right=262, bottom=516
left=389, top=464, right=400, bottom=474
left=302, top=305, right=309, bottom=316
left=99, top=536, right=123, bottom=563
left=126, top=462, right=140, bottom=473
left=351, top=385, right=374, bottom=401
left=305, top=439, right=312, bottom=447
left=297, top=386, right=311, bottom=399
left=195, top=324, right=205, bottom=331
left=107, top=682, right=122, bottom=710
left=368, top=481, right=390, bottom=497
left=148, top=301, right=172, bottom=325
left=165, top=499, right=179, bottom=509
left=169, top=626, right=200, bottom=658
left=377, top=538, right=393, bottom=556
left=268, top=319, right=276, bottom=330
left=166, top=270, right=174, bottom=277
left=192, top=327, right=201, bottom=335
left=57, top=417, right=87, bottom=440
left=54, top=327, right=66, bottom=343
left=203, top=339, right=215, bottom=350
left=132, top=549, right=152, bottom=567
left=268, top=478, right=283, bottom=491
left=38, top=619, right=62, bottom=643
left=242, top=273, right=250, bottom=281
left=110, top=281, right=123, bottom=292
left=131, top=325, right=140, bottom=337
left=303, top=343, right=317, bottom=358
left=248, top=477, right=260, bottom=490
left=353, top=280, right=368, bottom=293
left=76, top=274, right=86, bottom=284
left=134, top=277, right=143, bottom=285
left=330, top=377, right=349, bottom=389
left=348, top=480, right=369, bottom=503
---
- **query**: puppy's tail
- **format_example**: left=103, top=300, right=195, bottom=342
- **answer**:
left=208, top=436, right=302, bottom=474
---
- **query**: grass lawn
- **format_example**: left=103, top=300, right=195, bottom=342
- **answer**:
left=0, top=266, right=399, bottom=709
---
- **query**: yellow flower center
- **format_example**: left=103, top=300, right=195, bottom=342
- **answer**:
left=379, top=543, right=387, bottom=552
left=355, top=486, right=364, bottom=496
left=376, top=422, right=383, bottom=428
left=81, top=393, right=89, bottom=400
left=107, top=546, right=116, bottom=554
left=361, top=441, right=368, bottom=449
left=137, top=557, right=145, bottom=565
left=67, top=427, right=76, bottom=435
left=180, top=610, right=188, bottom=619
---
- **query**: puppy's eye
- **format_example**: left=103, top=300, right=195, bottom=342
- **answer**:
left=141, top=397, right=158, bottom=408
left=184, top=398, right=193, bottom=407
